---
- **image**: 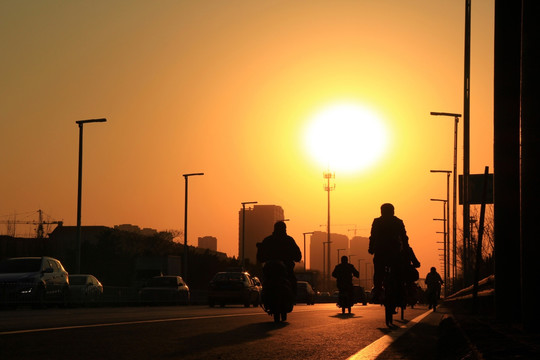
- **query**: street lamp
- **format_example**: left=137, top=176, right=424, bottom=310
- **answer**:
left=75, top=118, right=106, bottom=274
left=430, top=170, right=451, bottom=278
left=303, top=232, right=314, bottom=271
left=430, top=112, right=461, bottom=283
left=182, top=172, right=204, bottom=282
left=431, top=197, right=448, bottom=292
left=241, top=201, right=257, bottom=268
left=323, top=171, right=335, bottom=290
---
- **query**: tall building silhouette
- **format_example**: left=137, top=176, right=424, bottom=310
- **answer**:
left=349, top=235, right=372, bottom=288
left=238, top=204, right=285, bottom=265
left=309, top=231, right=348, bottom=274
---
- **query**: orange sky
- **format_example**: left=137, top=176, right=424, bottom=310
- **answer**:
left=0, top=1, right=494, bottom=278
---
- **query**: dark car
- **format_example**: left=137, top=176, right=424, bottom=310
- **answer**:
left=296, top=281, right=315, bottom=305
left=69, top=274, right=103, bottom=305
left=208, top=271, right=260, bottom=308
left=353, top=285, right=368, bottom=305
left=0, top=256, right=70, bottom=307
left=139, top=275, right=190, bottom=305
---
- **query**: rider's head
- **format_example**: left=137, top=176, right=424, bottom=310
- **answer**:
left=341, top=255, right=348, bottom=264
left=273, top=221, right=287, bottom=235
left=380, top=203, right=395, bottom=217
left=430, top=267, right=436, bottom=272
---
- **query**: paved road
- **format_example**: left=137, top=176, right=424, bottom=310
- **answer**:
left=0, top=303, right=430, bottom=359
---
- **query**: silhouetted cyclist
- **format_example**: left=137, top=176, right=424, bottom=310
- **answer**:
left=368, top=203, right=411, bottom=303
left=332, top=255, right=360, bottom=300
left=257, top=221, right=302, bottom=296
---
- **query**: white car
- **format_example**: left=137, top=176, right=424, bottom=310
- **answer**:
left=139, top=276, right=190, bottom=305
left=69, top=274, right=103, bottom=305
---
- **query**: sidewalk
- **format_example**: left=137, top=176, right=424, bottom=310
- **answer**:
left=377, top=298, right=540, bottom=359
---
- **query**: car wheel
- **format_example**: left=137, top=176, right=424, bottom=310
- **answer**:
left=33, top=286, right=46, bottom=309
left=60, top=287, right=70, bottom=308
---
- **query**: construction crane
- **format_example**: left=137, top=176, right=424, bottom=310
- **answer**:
left=319, top=224, right=356, bottom=228
left=348, top=226, right=368, bottom=237
left=0, top=209, right=63, bottom=238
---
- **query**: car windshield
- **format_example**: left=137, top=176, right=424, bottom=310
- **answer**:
left=0, top=258, right=41, bottom=273
left=213, top=273, right=245, bottom=282
left=69, top=276, right=88, bottom=285
left=147, top=277, right=177, bottom=287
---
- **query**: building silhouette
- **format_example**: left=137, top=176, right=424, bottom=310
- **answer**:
left=349, top=235, right=372, bottom=289
left=309, top=231, right=348, bottom=274
left=198, top=236, right=217, bottom=252
left=114, top=224, right=158, bottom=237
left=238, top=204, right=285, bottom=265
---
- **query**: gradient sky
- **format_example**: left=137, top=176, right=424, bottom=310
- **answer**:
left=0, top=1, right=494, bottom=278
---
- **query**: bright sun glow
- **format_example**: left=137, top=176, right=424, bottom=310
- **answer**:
left=304, top=103, right=389, bottom=173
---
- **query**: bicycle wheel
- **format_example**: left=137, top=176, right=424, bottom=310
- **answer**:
left=385, top=303, right=393, bottom=327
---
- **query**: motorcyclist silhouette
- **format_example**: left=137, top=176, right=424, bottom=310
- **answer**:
left=256, top=221, right=302, bottom=322
left=425, top=267, right=444, bottom=310
left=257, top=221, right=302, bottom=294
left=368, top=203, right=411, bottom=303
left=332, top=255, right=359, bottom=314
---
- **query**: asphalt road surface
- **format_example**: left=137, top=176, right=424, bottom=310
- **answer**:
left=0, top=303, right=430, bottom=360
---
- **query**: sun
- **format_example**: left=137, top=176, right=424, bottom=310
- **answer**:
left=303, top=103, right=389, bottom=173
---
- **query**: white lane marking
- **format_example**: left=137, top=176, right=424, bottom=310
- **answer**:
left=0, top=308, right=320, bottom=336
left=346, top=309, right=432, bottom=360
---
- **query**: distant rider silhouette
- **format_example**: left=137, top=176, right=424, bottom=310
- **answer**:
left=332, top=255, right=360, bottom=310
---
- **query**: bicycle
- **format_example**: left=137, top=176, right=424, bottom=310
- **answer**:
left=382, top=264, right=406, bottom=327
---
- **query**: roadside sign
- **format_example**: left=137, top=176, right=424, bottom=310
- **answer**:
left=459, top=173, right=494, bottom=204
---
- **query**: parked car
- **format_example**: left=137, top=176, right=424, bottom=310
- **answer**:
left=139, top=275, right=190, bottom=305
left=208, top=271, right=260, bottom=307
left=0, top=256, right=70, bottom=307
left=296, top=281, right=315, bottom=305
left=69, top=274, right=103, bottom=305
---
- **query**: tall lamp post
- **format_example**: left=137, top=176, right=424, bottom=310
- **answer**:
left=323, top=171, right=335, bottom=290
left=303, top=232, right=314, bottom=271
left=431, top=198, right=448, bottom=293
left=75, top=118, right=106, bottom=274
left=182, top=172, right=204, bottom=282
left=355, top=258, right=363, bottom=287
left=241, top=201, right=257, bottom=268
left=431, top=170, right=452, bottom=282
left=430, top=112, right=461, bottom=283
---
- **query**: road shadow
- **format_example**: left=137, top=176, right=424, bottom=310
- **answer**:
left=330, top=313, right=361, bottom=319
left=167, top=318, right=289, bottom=357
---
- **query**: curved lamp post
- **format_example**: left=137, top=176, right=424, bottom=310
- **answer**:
left=75, top=118, right=106, bottom=274
left=182, top=172, right=204, bottom=282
